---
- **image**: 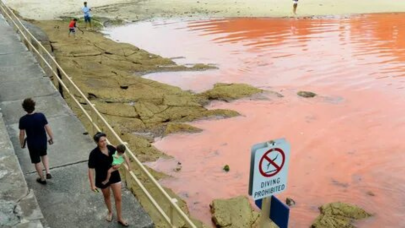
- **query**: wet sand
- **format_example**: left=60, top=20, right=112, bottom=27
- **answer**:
left=107, top=14, right=405, bottom=226
left=5, top=0, right=405, bottom=21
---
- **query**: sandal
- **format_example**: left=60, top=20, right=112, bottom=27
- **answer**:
left=118, top=220, right=129, bottom=227
left=36, top=178, right=47, bottom=185
left=46, top=173, right=52, bottom=179
left=106, top=213, right=113, bottom=222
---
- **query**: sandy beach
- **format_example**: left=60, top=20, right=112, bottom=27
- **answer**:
left=5, top=0, right=405, bottom=21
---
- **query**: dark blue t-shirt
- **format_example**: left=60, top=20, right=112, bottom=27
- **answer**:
left=19, top=113, right=48, bottom=150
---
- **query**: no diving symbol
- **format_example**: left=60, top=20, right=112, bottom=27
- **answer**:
left=259, top=148, right=285, bottom=177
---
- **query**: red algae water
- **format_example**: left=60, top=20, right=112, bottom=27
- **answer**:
left=105, top=14, right=405, bottom=227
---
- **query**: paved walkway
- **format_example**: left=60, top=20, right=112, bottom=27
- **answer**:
left=0, top=110, right=44, bottom=227
left=0, top=13, right=154, bottom=228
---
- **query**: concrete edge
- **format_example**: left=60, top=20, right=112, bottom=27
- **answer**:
left=0, top=112, right=46, bottom=228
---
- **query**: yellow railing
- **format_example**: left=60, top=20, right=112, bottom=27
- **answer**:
left=0, top=2, right=197, bottom=228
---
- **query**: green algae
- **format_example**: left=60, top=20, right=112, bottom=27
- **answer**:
left=311, top=202, right=372, bottom=228
left=200, top=83, right=263, bottom=102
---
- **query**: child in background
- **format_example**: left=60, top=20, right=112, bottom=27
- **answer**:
left=68, top=18, right=78, bottom=38
left=102, top=144, right=131, bottom=185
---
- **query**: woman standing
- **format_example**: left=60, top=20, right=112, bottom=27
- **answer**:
left=88, top=132, right=129, bottom=226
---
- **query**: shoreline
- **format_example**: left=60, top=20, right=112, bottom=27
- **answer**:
left=5, top=0, right=405, bottom=21
left=104, top=10, right=405, bottom=25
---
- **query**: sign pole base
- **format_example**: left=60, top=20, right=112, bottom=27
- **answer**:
left=259, top=196, right=272, bottom=228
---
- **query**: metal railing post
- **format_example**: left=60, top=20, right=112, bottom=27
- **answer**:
left=27, top=35, right=33, bottom=51
left=91, top=103, right=97, bottom=135
left=51, top=59, right=57, bottom=86
left=170, top=198, right=179, bottom=225
left=38, top=47, right=44, bottom=69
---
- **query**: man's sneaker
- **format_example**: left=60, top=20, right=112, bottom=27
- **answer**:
left=46, top=173, right=52, bottom=179
left=36, top=178, right=47, bottom=185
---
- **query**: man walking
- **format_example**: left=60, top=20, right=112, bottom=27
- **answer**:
left=82, top=1, right=92, bottom=29
left=19, top=98, right=54, bottom=185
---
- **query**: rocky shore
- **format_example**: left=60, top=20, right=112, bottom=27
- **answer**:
left=29, top=19, right=267, bottom=227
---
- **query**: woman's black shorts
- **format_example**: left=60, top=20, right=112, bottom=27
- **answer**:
left=95, top=170, right=121, bottom=189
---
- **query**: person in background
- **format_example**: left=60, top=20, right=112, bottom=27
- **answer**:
left=68, top=18, right=78, bottom=38
left=293, top=0, right=299, bottom=15
left=19, top=98, right=54, bottom=185
left=82, top=1, right=92, bottom=29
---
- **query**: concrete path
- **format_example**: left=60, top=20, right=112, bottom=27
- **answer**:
left=0, top=111, right=45, bottom=228
left=0, top=13, right=154, bottom=228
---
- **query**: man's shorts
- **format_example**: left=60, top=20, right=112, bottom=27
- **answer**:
left=28, top=149, right=47, bottom=164
left=69, top=28, right=75, bottom=33
left=84, top=16, right=91, bottom=23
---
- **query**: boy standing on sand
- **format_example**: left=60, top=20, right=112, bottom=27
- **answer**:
left=293, top=0, right=299, bottom=15
left=68, top=18, right=77, bottom=38
left=82, top=1, right=92, bottom=29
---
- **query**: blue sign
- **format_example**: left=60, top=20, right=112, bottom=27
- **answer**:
left=255, top=196, right=290, bottom=228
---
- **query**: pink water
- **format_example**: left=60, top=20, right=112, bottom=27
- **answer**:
left=105, top=15, right=405, bottom=227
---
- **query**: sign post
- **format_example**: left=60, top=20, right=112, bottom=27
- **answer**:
left=259, top=196, right=272, bottom=228
left=255, top=196, right=290, bottom=228
left=249, top=139, right=291, bottom=228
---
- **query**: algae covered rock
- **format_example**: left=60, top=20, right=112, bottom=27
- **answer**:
left=95, top=102, right=139, bottom=118
left=311, top=202, right=372, bottom=228
left=104, top=115, right=146, bottom=132
left=210, top=196, right=260, bottom=228
left=190, top=63, right=217, bottom=70
left=202, top=109, right=240, bottom=120
left=164, top=123, right=202, bottom=136
left=298, top=91, right=317, bottom=98
left=201, top=83, right=263, bottom=102
left=120, top=133, right=169, bottom=163
left=286, top=197, right=296, bottom=207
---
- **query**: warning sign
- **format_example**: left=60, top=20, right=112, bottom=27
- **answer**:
left=259, top=148, right=285, bottom=177
left=249, top=139, right=290, bottom=200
